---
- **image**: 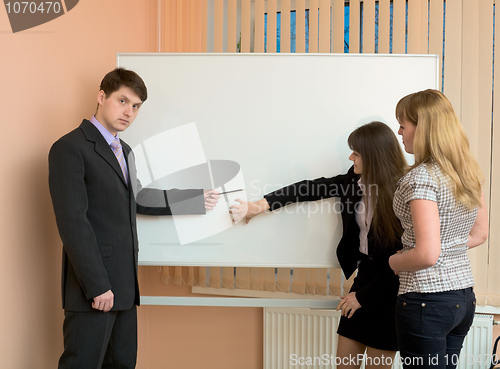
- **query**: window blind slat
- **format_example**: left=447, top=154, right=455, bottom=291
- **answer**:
left=174, top=266, right=183, bottom=285
left=222, top=267, right=235, bottom=289
left=163, top=0, right=170, bottom=52
left=488, top=0, right=500, bottom=306
left=392, top=0, right=406, bottom=54
left=329, top=268, right=342, bottom=296
left=309, top=0, right=319, bottom=53
left=378, top=0, right=390, bottom=53
left=461, top=1, right=479, bottom=151
left=477, top=1, right=494, bottom=162
left=291, top=268, right=306, bottom=294
left=281, top=0, right=291, bottom=53
left=363, top=0, right=375, bottom=53
left=296, top=0, right=306, bottom=53
left=315, top=269, right=328, bottom=295
left=241, top=0, right=251, bottom=52
left=250, top=267, right=264, bottom=291
left=197, top=266, right=207, bottom=287
left=210, top=267, right=222, bottom=288
left=277, top=268, right=291, bottom=292
left=466, top=1, right=492, bottom=300
left=332, top=0, right=344, bottom=53
left=443, top=0, right=462, bottom=113
left=349, top=0, right=360, bottom=53
left=186, top=266, right=196, bottom=286
left=319, top=0, right=330, bottom=53
left=429, top=0, right=444, bottom=89
left=227, top=0, right=237, bottom=52
left=477, top=0, right=494, bottom=199
left=235, top=267, right=251, bottom=289
left=267, top=0, right=277, bottom=52
left=255, top=0, right=265, bottom=52
left=193, top=0, right=202, bottom=52
left=182, top=0, right=190, bottom=52
left=176, top=0, right=184, bottom=51
left=189, top=0, right=196, bottom=52
left=264, top=268, right=276, bottom=291
left=214, top=0, right=224, bottom=52
left=305, top=268, right=317, bottom=294
left=201, top=0, right=208, bottom=52
left=407, top=0, right=426, bottom=54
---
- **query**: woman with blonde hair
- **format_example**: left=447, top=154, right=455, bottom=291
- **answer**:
left=232, top=121, right=407, bottom=368
left=389, top=89, right=489, bottom=369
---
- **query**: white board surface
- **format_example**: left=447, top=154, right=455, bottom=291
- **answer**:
left=117, top=53, right=438, bottom=268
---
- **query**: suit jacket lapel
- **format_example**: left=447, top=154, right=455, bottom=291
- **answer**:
left=80, top=120, right=128, bottom=187
left=122, top=142, right=135, bottom=192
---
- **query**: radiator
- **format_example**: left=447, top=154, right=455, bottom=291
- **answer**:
left=456, top=314, right=494, bottom=369
left=264, top=308, right=493, bottom=369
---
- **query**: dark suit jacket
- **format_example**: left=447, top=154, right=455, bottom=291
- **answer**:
left=264, top=166, right=401, bottom=310
left=49, top=119, right=205, bottom=312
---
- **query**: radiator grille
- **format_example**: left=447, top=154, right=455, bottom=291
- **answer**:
left=264, top=308, right=493, bottom=369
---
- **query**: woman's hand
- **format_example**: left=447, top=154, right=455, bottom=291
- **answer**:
left=389, top=250, right=402, bottom=276
left=230, top=198, right=270, bottom=224
left=336, top=292, right=361, bottom=318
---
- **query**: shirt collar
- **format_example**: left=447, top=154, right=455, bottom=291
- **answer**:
left=90, top=116, right=118, bottom=145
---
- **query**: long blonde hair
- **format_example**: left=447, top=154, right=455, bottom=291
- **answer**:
left=395, top=89, right=483, bottom=209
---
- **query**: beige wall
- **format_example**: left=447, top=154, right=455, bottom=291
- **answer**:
left=137, top=268, right=262, bottom=369
left=0, top=1, right=262, bottom=368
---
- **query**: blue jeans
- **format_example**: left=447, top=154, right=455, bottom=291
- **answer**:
left=396, top=288, right=476, bottom=369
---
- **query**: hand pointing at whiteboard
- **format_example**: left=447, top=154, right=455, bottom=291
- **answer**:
left=230, top=198, right=270, bottom=224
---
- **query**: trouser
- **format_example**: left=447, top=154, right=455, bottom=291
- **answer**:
left=396, top=287, right=476, bottom=369
left=58, top=305, right=137, bottom=369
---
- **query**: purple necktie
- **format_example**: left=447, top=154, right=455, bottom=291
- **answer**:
left=110, top=137, right=128, bottom=183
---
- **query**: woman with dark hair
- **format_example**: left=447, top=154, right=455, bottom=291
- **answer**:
left=231, top=121, right=407, bottom=368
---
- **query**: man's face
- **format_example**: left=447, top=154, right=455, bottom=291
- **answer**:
left=96, top=86, right=143, bottom=136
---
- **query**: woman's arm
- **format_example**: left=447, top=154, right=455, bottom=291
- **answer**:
left=389, top=199, right=441, bottom=273
left=230, top=169, right=357, bottom=224
left=467, top=191, right=488, bottom=248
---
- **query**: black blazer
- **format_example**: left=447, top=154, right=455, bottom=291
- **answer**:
left=264, top=166, right=401, bottom=309
left=49, top=120, right=205, bottom=312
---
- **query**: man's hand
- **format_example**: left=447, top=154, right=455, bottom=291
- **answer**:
left=92, top=290, right=114, bottom=313
left=204, top=190, right=220, bottom=210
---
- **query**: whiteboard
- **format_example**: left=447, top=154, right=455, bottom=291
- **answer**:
left=117, top=53, right=438, bottom=268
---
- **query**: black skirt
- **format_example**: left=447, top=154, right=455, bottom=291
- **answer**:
left=336, top=259, right=399, bottom=351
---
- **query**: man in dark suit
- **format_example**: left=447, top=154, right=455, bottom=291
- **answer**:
left=49, top=68, right=219, bottom=369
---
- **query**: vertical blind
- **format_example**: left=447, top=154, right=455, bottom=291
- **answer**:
left=156, top=0, right=498, bottom=305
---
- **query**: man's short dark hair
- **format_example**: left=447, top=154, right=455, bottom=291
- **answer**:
left=99, top=67, right=148, bottom=102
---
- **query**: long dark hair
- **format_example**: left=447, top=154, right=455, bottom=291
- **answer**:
left=348, top=121, right=408, bottom=247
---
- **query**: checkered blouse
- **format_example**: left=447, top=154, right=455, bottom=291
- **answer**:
left=393, top=160, right=478, bottom=295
